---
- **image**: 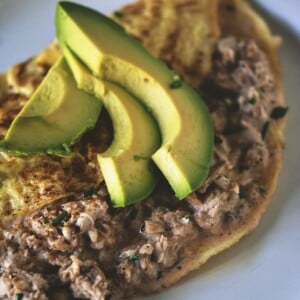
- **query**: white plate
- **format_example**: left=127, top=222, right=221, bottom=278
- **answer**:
left=0, top=1, right=299, bottom=300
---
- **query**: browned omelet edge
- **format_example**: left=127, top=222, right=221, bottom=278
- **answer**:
left=126, top=0, right=286, bottom=294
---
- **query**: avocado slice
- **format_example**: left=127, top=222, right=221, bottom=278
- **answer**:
left=56, top=2, right=214, bottom=199
left=98, top=82, right=160, bottom=207
left=0, top=58, right=102, bottom=155
left=63, top=46, right=160, bottom=206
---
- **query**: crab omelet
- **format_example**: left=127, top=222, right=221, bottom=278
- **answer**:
left=0, top=0, right=286, bottom=299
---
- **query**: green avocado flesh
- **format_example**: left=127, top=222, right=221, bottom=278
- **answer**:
left=98, top=82, right=160, bottom=207
left=0, top=58, right=102, bottom=155
left=56, top=2, right=214, bottom=199
left=63, top=46, right=160, bottom=206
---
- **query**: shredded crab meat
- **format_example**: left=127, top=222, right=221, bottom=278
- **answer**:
left=0, top=36, right=283, bottom=299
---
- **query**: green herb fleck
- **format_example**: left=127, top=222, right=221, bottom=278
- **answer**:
left=214, top=135, right=223, bottom=145
left=133, top=155, right=148, bottom=161
left=261, top=122, right=270, bottom=140
left=224, top=98, right=239, bottom=110
left=113, top=11, right=123, bottom=18
left=247, top=97, right=256, bottom=105
left=270, top=106, right=289, bottom=120
left=169, top=74, right=182, bottom=89
left=52, top=211, right=69, bottom=227
left=15, top=293, right=23, bottom=300
left=239, top=190, right=247, bottom=199
left=83, top=188, right=96, bottom=198
left=223, top=212, right=234, bottom=224
left=156, top=271, right=162, bottom=280
left=43, top=218, right=49, bottom=224
left=259, top=186, right=268, bottom=195
left=128, top=253, right=140, bottom=262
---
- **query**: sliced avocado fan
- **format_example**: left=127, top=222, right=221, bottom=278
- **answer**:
left=56, top=2, right=214, bottom=199
left=63, top=46, right=161, bottom=207
left=0, top=58, right=102, bottom=155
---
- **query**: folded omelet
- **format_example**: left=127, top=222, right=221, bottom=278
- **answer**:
left=0, top=0, right=286, bottom=299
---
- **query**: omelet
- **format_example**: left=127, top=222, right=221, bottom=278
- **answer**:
left=0, top=0, right=287, bottom=299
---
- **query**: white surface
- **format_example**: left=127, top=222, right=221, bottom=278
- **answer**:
left=256, top=0, right=300, bottom=36
left=0, top=1, right=299, bottom=300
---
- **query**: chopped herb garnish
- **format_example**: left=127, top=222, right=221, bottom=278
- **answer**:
left=261, top=122, right=270, bottom=140
left=223, top=212, right=234, bottom=224
left=133, top=155, right=148, bottom=161
left=247, top=97, right=256, bottom=105
left=170, top=80, right=182, bottom=89
left=83, top=188, right=96, bottom=198
left=128, top=253, right=140, bottom=262
left=169, top=74, right=182, bottom=89
left=239, top=189, right=247, bottom=199
left=52, top=211, right=69, bottom=227
left=15, top=293, right=23, bottom=300
left=224, top=98, right=239, bottom=110
left=259, top=186, right=268, bottom=195
left=161, top=205, right=171, bottom=212
left=156, top=271, right=162, bottom=280
left=270, top=106, right=289, bottom=120
left=214, top=135, right=223, bottom=145
left=43, top=217, right=49, bottom=224
left=113, top=11, right=123, bottom=18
